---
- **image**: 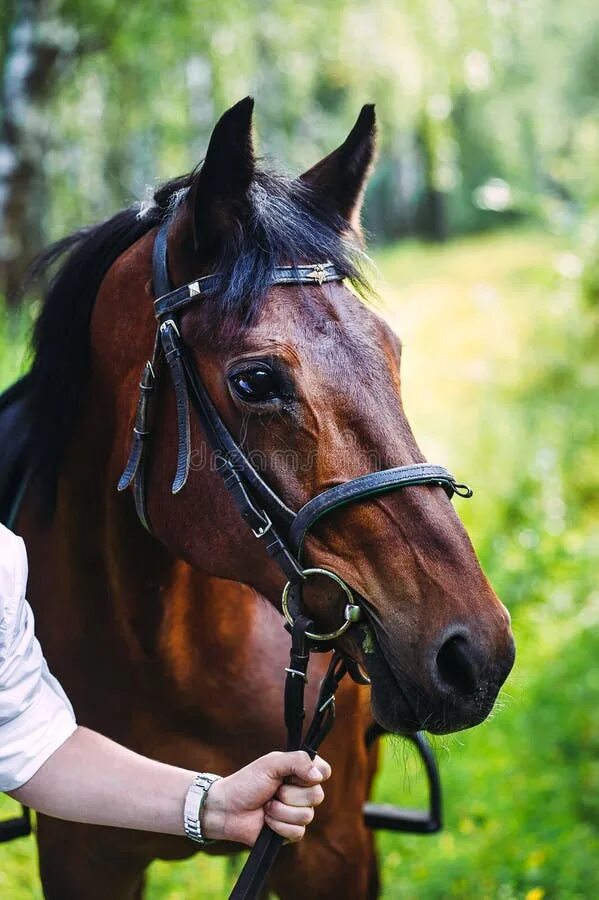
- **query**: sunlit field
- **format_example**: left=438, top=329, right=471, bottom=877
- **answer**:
left=1, top=229, right=597, bottom=898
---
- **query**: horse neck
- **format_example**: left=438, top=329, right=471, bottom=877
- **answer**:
left=50, top=364, right=261, bottom=719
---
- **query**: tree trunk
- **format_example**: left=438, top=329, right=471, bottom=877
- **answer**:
left=415, top=112, right=448, bottom=242
left=0, top=0, right=76, bottom=306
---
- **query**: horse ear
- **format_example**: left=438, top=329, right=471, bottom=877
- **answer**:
left=188, top=96, right=255, bottom=254
left=299, top=104, right=377, bottom=231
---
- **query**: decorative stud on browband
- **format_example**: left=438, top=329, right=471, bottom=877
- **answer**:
left=307, top=264, right=328, bottom=285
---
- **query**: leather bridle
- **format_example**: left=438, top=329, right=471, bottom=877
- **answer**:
left=118, top=222, right=473, bottom=896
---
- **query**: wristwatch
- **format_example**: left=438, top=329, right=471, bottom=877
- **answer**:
left=183, top=772, right=221, bottom=844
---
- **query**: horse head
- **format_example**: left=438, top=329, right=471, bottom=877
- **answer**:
left=100, top=98, right=514, bottom=736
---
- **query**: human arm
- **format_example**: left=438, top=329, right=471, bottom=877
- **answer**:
left=8, top=726, right=330, bottom=844
left=0, top=524, right=330, bottom=845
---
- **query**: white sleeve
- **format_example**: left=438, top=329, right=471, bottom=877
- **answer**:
left=0, top=526, right=77, bottom=791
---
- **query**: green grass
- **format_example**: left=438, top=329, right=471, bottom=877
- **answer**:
left=1, top=228, right=597, bottom=898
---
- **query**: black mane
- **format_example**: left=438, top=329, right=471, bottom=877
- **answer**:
left=26, top=167, right=371, bottom=514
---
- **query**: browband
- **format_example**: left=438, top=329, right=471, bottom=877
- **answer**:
left=154, top=262, right=341, bottom=318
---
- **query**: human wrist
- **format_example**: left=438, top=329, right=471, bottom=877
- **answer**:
left=183, top=773, right=223, bottom=843
left=197, top=775, right=227, bottom=842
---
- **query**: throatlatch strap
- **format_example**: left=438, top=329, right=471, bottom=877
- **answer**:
left=118, top=345, right=161, bottom=532
left=159, top=322, right=191, bottom=494
left=118, top=361, right=156, bottom=493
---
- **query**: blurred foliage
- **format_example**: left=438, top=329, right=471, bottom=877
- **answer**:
left=0, top=228, right=597, bottom=897
left=373, top=227, right=599, bottom=898
left=2, top=0, right=599, bottom=256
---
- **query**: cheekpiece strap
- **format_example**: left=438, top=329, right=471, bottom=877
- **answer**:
left=152, top=223, right=172, bottom=298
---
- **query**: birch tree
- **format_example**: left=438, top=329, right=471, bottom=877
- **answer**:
left=0, top=0, right=77, bottom=304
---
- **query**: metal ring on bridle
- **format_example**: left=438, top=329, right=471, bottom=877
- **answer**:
left=281, top=567, right=362, bottom=642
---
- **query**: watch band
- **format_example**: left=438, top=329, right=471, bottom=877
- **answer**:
left=183, top=772, right=221, bottom=844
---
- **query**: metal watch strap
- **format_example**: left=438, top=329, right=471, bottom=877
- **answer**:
left=183, top=772, right=221, bottom=844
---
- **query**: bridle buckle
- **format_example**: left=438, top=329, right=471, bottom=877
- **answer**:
left=252, top=513, right=272, bottom=539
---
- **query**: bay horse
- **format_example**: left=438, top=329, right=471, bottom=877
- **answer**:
left=10, top=98, right=514, bottom=898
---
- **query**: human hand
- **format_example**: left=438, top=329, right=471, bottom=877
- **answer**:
left=201, top=751, right=331, bottom=845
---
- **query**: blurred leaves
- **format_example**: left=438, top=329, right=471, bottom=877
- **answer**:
left=371, top=228, right=599, bottom=898
left=4, top=0, right=599, bottom=248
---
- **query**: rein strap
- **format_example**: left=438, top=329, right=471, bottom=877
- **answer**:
left=229, top=617, right=348, bottom=900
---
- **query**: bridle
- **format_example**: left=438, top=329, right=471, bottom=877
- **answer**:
left=118, top=221, right=473, bottom=897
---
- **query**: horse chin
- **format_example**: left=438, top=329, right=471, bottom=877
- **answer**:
left=359, top=623, right=497, bottom=736
left=366, top=664, right=421, bottom=735
left=360, top=626, right=423, bottom=735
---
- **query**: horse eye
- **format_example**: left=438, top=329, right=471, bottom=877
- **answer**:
left=230, top=367, right=279, bottom=402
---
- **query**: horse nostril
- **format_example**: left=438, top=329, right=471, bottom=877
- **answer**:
left=435, top=634, right=480, bottom=695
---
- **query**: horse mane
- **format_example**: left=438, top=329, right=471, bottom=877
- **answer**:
left=26, top=167, right=371, bottom=515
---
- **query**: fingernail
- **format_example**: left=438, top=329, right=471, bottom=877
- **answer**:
left=309, top=766, right=323, bottom=781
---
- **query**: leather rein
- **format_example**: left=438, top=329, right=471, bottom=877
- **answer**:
left=118, top=222, right=472, bottom=898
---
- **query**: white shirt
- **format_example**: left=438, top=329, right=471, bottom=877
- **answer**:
left=0, top=523, right=76, bottom=791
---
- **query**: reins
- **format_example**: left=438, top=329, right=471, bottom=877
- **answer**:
left=118, top=222, right=473, bottom=897
left=230, top=617, right=351, bottom=900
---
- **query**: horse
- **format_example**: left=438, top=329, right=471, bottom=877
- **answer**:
left=8, top=97, right=515, bottom=899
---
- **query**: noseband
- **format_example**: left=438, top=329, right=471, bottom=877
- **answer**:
left=119, top=222, right=472, bottom=639
left=118, top=222, right=472, bottom=897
